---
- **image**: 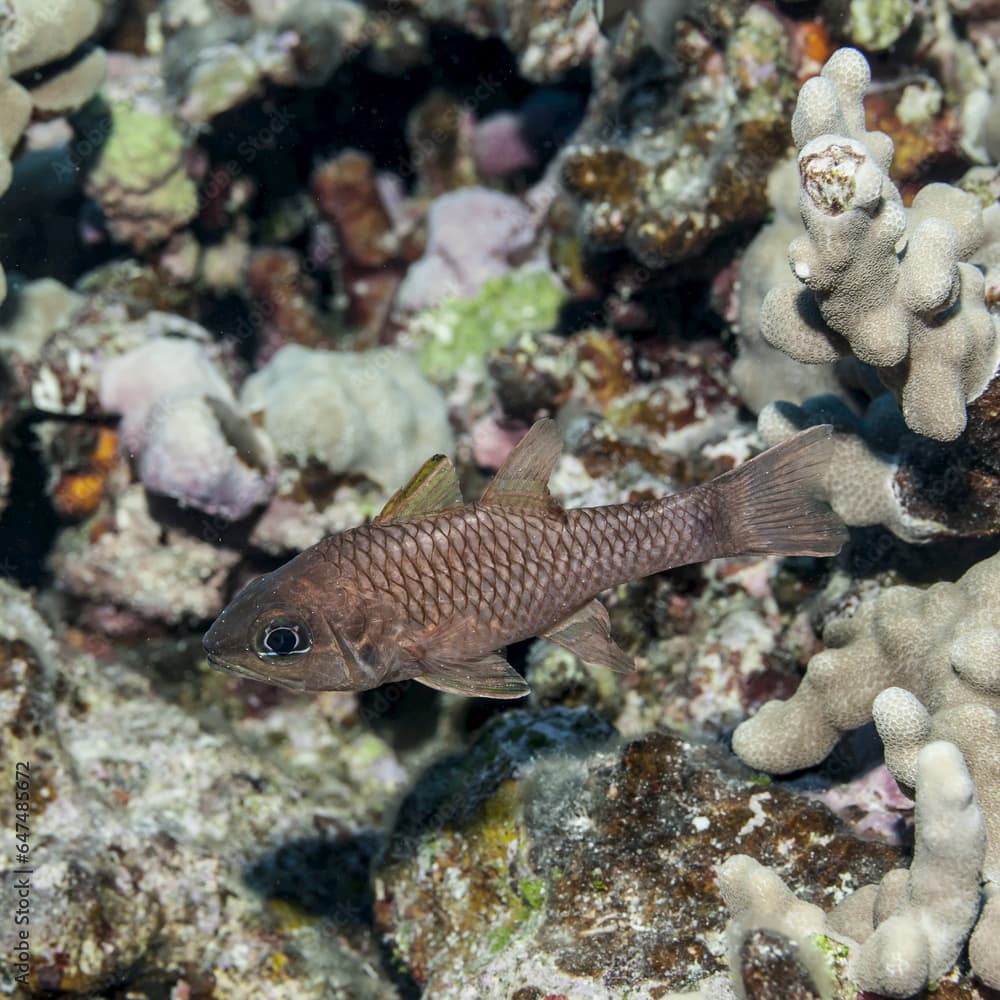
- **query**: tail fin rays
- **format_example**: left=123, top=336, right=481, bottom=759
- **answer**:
left=718, top=425, right=847, bottom=558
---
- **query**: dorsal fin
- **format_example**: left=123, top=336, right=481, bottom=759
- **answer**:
left=375, top=454, right=464, bottom=524
left=479, top=419, right=564, bottom=515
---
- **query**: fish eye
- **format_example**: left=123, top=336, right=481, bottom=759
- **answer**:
left=256, top=620, right=312, bottom=658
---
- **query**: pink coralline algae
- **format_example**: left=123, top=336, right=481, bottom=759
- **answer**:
left=394, top=187, right=543, bottom=314
left=473, top=111, right=538, bottom=179
left=99, top=338, right=276, bottom=522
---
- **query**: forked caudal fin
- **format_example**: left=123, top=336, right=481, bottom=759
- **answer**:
left=714, top=425, right=847, bottom=558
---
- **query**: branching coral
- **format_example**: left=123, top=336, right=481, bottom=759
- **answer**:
left=0, top=0, right=106, bottom=301
left=722, top=741, right=989, bottom=997
left=732, top=550, right=1000, bottom=989
left=757, top=396, right=946, bottom=542
left=760, top=47, right=1000, bottom=442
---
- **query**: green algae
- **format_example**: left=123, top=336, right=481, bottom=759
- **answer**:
left=847, top=0, right=912, bottom=51
left=410, top=267, right=566, bottom=382
left=86, top=100, right=198, bottom=242
left=518, top=877, right=546, bottom=911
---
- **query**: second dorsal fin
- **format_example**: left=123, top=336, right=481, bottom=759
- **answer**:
left=375, top=454, right=465, bottom=524
left=479, top=419, right=564, bottom=515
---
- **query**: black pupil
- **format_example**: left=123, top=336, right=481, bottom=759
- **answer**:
left=265, top=626, right=301, bottom=655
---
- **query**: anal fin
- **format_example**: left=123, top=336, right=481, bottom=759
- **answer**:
left=539, top=599, right=634, bottom=675
left=415, top=652, right=530, bottom=700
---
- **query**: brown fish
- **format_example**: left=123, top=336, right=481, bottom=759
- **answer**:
left=202, top=420, right=845, bottom=698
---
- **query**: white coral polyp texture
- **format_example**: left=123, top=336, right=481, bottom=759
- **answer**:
left=732, top=551, right=1000, bottom=990
left=717, top=855, right=833, bottom=999
left=720, top=742, right=990, bottom=997
left=239, top=344, right=454, bottom=491
left=757, top=397, right=943, bottom=542
left=760, top=46, right=1000, bottom=442
left=732, top=550, right=1000, bottom=856
left=851, top=742, right=986, bottom=997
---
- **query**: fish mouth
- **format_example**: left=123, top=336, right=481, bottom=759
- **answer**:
left=204, top=652, right=312, bottom=691
left=205, top=653, right=261, bottom=682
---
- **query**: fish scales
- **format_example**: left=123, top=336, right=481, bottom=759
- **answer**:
left=203, top=420, right=846, bottom=697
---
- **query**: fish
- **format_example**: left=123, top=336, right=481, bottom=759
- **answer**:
left=202, top=419, right=845, bottom=699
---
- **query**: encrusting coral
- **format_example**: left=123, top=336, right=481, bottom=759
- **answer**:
left=760, top=46, right=1000, bottom=442
left=562, top=3, right=797, bottom=268
left=99, top=336, right=277, bottom=522
left=80, top=59, right=199, bottom=251
left=393, top=187, right=543, bottom=315
left=240, top=344, right=453, bottom=491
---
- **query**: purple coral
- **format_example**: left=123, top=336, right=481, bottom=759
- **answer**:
left=99, top=338, right=276, bottom=521
left=394, top=187, right=542, bottom=313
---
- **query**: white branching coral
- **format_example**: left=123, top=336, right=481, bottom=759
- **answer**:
left=0, top=0, right=106, bottom=302
left=732, top=549, right=1000, bottom=990
left=721, top=741, right=989, bottom=997
left=760, top=47, right=1000, bottom=442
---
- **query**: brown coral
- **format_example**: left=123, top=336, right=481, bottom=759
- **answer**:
left=562, top=4, right=797, bottom=268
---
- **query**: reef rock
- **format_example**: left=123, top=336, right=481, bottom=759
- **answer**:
left=0, top=580, right=404, bottom=997
left=374, top=708, right=901, bottom=998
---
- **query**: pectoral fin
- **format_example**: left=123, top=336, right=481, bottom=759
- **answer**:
left=415, top=652, right=530, bottom=699
left=540, top=600, right=633, bottom=674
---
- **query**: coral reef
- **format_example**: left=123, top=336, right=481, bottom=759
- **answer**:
left=732, top=551, right=1000, bottom=988
left=562, top=3, right=797, bottom=268
left=0, top=1, right=105, bottom=301
left=375, top=710, right=902, bottom=998
left=50, top=483, right=243, bottom=629
left=760, top=388, right=1000, bottom=540
left=732, top=159, right=843, bottom=413
left=161, top=0, right=369, bottom=123
left=406, top=266, right=566, bottom=382
left=394, top=187, right=543, bottom=315
left=0, top=580, right=404, bottom=996
left=100, top=337, right=277, bottom=521
left=80, top=60, right=199, bottom=250
left=4, top=3, right=1000, bottom=998
left=722, top=741, right=989, bottom=996
left=759, top=47, right=1000, bottom=442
